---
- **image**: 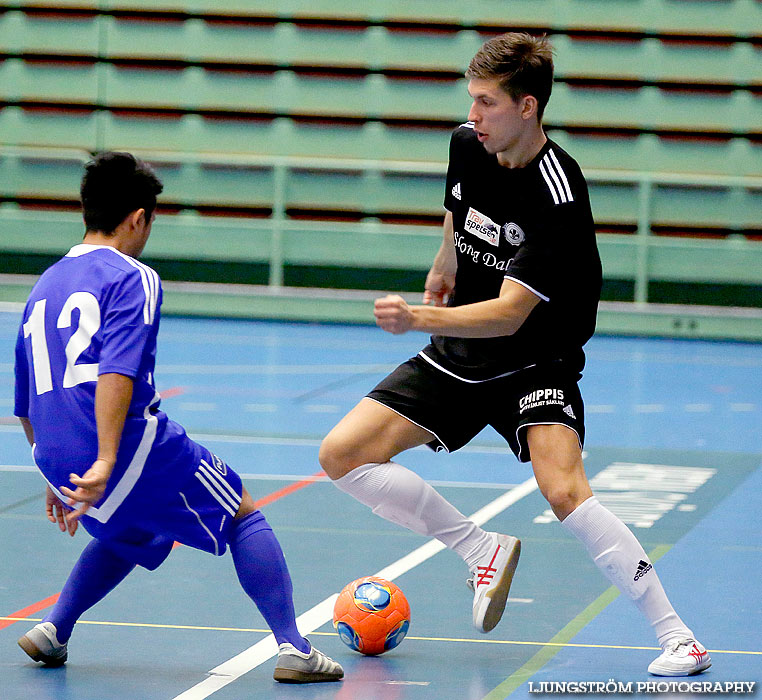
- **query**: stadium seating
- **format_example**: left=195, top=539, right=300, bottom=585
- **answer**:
left=3, top=148, right=760, bottom=231
left=1, top=0, right=761, bottom=335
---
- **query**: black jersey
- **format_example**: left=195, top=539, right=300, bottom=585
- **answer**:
left=421, top=124, right=602, bottom=382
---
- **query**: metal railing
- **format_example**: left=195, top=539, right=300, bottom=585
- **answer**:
left=1, top=145, right=761, bottom=305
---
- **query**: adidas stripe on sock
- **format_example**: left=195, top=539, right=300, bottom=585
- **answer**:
left=561, top=496, right=693, bottom=648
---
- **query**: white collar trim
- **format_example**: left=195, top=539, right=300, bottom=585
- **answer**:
left=66, top=244, right=135, bottom=261
left=66, top=243, right=116, bottom=257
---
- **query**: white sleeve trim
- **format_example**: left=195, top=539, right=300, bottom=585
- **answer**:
left=503, top=276, right=550, bottom=302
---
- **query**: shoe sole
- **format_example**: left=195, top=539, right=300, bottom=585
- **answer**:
left=480, top=537, right=521, bottom=633
left=273, top=668, right=343, bottom=683
left=648, top=660, right=712, bottom=677
left=17, top=635, right=68, bottom=667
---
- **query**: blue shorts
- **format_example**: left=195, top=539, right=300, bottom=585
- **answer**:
left=81, top=445, right=243, bottom=569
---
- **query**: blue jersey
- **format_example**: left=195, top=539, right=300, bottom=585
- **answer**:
left=14, top=244, right=196, bottom=528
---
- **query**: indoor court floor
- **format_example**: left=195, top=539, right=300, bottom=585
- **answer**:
left=1, top=309, right=760, bottom=699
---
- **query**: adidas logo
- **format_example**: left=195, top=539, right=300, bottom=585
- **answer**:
left=634, top=559, right=652, bottom=581
left=452, top=182, right=462, bottom=200
left=563, top=405, right=575, bottom=419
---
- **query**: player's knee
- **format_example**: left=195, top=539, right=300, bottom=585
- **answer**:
left=542, top=483, right=591, bottom=521
left=319, top=432, right=357, bottom=480
left=543, top=486, right=577, bottom=519
left=234, top=487, right=257, bottom=519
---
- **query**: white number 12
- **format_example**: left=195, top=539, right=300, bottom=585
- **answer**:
left=23, top=292, right=101, bottom=395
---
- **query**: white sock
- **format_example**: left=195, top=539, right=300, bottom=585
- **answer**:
left=333, top=462, right=493, bottom=568
left=561, top=496, right=692, bottom=648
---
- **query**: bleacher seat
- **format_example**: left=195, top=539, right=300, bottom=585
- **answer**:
left=0, top=150, right=83, bottom=200
left=1, top=0, right=760, bottom=323
left=0, top=10, right=100, bottom=55
left=0, top=58, right=99, bottom=104
left=550, top=133, right=761, bottom=179
left=0, top=106, right=100, bottom=150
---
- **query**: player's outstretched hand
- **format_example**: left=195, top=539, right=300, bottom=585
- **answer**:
left=60, top=458, right=114, bottom=523
left=374, top=295, right=414, bottom=334
left=45, top=485, right=78, bottom=536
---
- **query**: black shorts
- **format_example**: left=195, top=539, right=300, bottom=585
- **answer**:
left=366, top=355, right=585, bottom=462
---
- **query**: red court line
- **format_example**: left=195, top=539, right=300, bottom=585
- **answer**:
left=159, top=387, right=185, bottom=399
left=3, top=471, right=328, bottom=624
left=0, top=594, right=60, bottom=632
left=252, top=471, right=328, bottom=509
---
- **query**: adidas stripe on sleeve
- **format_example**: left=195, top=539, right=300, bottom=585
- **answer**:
left=539, top=149, right=574, bottom=205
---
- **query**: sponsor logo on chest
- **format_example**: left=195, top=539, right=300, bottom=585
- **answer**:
left=464, top=207, right=501, bottom=246
left=464, top=207, right=525, bottom=249
left=503, top=221, right=525, bottom=246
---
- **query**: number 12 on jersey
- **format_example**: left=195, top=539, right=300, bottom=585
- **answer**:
left=23, top=292, right=101, bottom=395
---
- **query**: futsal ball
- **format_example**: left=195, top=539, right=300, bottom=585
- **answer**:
left=333, top=576, right=411, bottom=655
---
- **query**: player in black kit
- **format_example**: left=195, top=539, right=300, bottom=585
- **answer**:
left=320, top=33, right=709, bottom=676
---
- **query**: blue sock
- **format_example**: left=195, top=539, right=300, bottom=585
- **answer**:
left=44, top=538, right=135, bottom=643
left=229, top=510, right=310, bottom=654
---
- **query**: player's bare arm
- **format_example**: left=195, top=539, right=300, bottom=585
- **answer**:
left=374, top=277, right=541, bottom=337
left=19, top=415, right=34, bottom=446
left=422, top=212, right=457, bottom=307
left=61, top=372, right=133, bottom=521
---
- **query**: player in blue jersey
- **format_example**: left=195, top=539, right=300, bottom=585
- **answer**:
left=13, top=152, right=343, bottom=684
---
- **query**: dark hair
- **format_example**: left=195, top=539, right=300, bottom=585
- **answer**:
left=80, top=151, right=163, bottom=234
left=465, top=32, right=554, bottom=120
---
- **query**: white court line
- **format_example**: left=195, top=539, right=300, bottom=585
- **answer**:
left=0, top=363, right=394, bottom=375
left=179, top=402, right=217, bottom=412
left=171, top=597, right=338, bottom=700
left=0, top=465, right=523, bottom=493
left=0, top=425, right=515, bottom=457
left=189, top=432, right=514, bottom=456
left=157, top=364, right=397, bottom=375
left=171, top=475, right=539, bottom=700
left=243, top=404, right=278, bottom=413
left=0, top=302, right=24, bottom=313
left=634, top=404, right=665, bottom=413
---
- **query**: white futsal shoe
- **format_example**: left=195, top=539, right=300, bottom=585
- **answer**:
left=648, top=637, right=712, bottom=676
left=18, top=622, right=68, bottom=667
left=467, top=532, right=521, bottom=633
left=273, top=642, right=344, bottom=683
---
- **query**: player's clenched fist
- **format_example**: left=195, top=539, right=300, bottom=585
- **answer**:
left=374, top=295, right=415, bottom=334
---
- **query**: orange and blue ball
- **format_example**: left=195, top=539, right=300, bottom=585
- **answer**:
left=333, top=576, right=411, bottom=655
